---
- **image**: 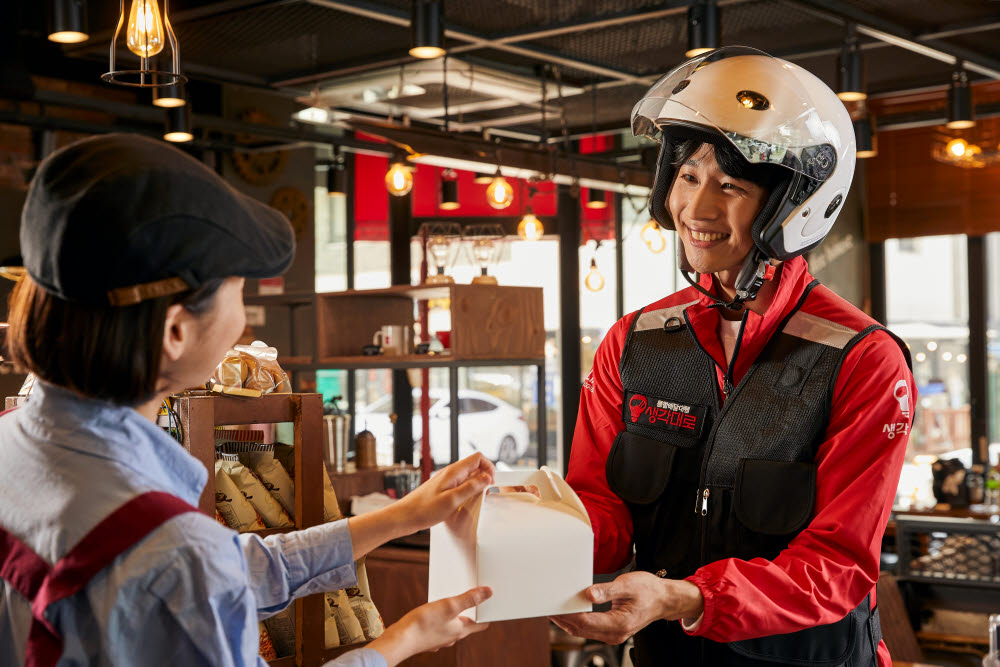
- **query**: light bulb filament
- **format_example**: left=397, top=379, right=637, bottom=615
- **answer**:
left=126, top=0, right=165, bottom=57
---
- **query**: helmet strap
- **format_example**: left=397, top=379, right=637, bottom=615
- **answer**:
left=681, top=249, right=776, bottom=311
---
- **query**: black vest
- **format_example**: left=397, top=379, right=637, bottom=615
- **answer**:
left=606, top=283, right=903, bottom=667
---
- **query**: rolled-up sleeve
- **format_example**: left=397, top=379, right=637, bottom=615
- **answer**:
left=323, top=647, right=389, bottom=667
left=239, top=519, right=358, bottom=618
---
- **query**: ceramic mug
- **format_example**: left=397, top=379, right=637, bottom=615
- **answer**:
left=373, top=325, right=411, bottom=355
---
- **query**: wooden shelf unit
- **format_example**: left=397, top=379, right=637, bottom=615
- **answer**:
left=315, top=284, right=545, bottom=361
left=172, top=392, right=330, bottom=667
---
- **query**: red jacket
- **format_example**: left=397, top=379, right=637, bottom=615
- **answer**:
left=567, top=256, right=913, bottom=666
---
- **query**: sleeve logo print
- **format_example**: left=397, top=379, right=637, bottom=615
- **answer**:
left=893, top=379, right=911, bottom=418
left=885, top=379, right=911, bottom=440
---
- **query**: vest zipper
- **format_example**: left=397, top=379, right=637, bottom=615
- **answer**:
left=684, top=311, right=749, bottom=570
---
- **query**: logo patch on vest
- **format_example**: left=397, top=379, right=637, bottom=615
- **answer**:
left=623, top=391, right=708, bottom=438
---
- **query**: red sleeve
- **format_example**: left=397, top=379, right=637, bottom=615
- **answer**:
left=566, top=315, right=635, bottom=575
left=685, top=330, right=913, bottom=643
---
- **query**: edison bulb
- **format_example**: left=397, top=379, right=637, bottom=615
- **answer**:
left=486, top=176, right=513, bottom=209
left=472, top=239, right=494, bottom=264
left=946, top=138, right=968, bottom=157
left=385, top=162, right=413, bottom=196
left=126, top=0, right=165, bottom=57
left=517, top=213, right=543, bottom=241
left=584, top=259, right=605, bottom=292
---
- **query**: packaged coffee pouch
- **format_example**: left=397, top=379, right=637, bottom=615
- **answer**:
left=346, top=587, right=385, bottom=640
left=263, top=608, right=295, bottom=658
left=218, top=458, right=293, bottom=528
left=322, top=465, right=344, bottom=522
left=258, top=622, right=277, bottom=660
left=214, top=459, right=266, bottom=532
left=218, top=441, right=296, bottom=519
left=325, top=589, right=365, bottom=646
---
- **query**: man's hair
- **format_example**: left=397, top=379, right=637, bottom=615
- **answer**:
left=672, top=137, right=787, bottom=191
left=5, top=275, right=223, bottom=405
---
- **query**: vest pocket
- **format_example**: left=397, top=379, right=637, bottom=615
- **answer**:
left=728, top=596, right=872, bottom=667
left=606, top=430, right=678, bottom=505
left=733, top=459, right=816, bottom=536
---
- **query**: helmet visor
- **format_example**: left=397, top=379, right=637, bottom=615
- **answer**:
left=631, top=46, right=844, bottom=182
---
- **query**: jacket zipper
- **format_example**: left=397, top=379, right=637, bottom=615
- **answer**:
left=684, top=310, right=749, bottom=566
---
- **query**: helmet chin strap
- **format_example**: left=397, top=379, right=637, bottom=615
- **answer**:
left=681, top=248, right=775, bottom=311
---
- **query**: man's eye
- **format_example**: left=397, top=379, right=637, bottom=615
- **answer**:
left=681, top=173, right=697, bottom=183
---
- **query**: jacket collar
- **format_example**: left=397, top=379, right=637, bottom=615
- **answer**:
left=684, top=256, right=814, bottom=385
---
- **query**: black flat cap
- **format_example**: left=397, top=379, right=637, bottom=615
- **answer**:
left=21, top=133, right=295, bottom=306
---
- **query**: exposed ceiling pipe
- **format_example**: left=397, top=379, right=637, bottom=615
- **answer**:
left=785, top=0, right=1000, bottom=80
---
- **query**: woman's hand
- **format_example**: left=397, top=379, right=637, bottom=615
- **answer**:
left=393, top=453, right=494, bottom=534
left=368, top=586, right=493, bottom=666
left=549, top=572, right=704, bottom=645
left=348, top=453, right=494, bottom=559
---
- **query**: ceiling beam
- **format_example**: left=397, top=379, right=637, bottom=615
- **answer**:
left=297, top=0, right=656, bottom=87
left=784, top=0, right=1000, bottom=79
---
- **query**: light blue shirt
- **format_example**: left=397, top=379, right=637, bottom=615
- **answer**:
left=0, top=381, right=386, bottom=667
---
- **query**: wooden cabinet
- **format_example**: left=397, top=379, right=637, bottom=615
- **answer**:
left=172, top=392, right=328, bottom=667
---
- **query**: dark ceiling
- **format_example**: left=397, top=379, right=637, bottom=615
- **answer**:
left=12, top=0, right=1000, bottom=139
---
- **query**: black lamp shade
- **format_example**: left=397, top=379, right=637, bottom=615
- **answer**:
left=854, top=117, right=876, bottom=158
left=328, top=163, right=347, bottom=197
left=48, top=0, right=88, bottom=43
left=947, top=69, right=975, bottom=130
left=153, top=80, right=185, bottom=108
left=440, top=177, right=459, bottom=210
left=686, top=0, right=719, bottom=58
left=837, top=43, right=866, bottom=102
left=585, top=187, right=608, bottom=209
left=410, top=0, right=445, bottom=59
left=163, top=105, right=193, bottom=143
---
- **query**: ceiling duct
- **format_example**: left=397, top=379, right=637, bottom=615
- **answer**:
left=296, top=58, right=583, bottom=133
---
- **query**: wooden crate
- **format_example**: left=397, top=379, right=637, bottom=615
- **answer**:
left=315, top=284, right=544, bottom=364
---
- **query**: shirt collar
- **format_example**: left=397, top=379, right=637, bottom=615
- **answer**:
left=21, top=381, right=207, bottom=505
left=685, top=256, right=814, bottom=382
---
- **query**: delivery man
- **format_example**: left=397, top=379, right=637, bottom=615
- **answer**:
left=554, top=47, right=915, bottom=666
left=0, top=133, right=493, bottom=667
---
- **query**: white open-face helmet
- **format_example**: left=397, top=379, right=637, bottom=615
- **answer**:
left=633, top=46, right=856, bottom=306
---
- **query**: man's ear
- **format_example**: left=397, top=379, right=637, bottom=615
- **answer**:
left=161, top=303, right=191, bottom=363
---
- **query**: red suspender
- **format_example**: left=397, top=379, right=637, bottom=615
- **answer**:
left=0, top=491, right=198, bottom=667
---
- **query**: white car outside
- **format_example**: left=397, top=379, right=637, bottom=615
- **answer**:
left=356, top=389, right=531, bottom=465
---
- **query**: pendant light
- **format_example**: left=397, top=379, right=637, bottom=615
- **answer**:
left=583, top=86, right=607, bottom=210
left=327, top=148, right=347, bottom=198
left=103, top=0, right=186, bottom=88
left=410, top=0, right=445, bottom=59
left=947, top=66, right=975, bottom=130
left=685, top=0, right=719, bottom=59
left=486, top=168, right=513, bottom=210
left=836, top=24, right=866, bottom=102
left=48, top=0, right=89, bottom=44
left=585, top=187, right=607, bottom=209
left=518, top=208, right=543, bottom=241
left=385, top=151, right=414, bottom=196
left=163, top=103, right=192, bottom=142
left=640, top=219, right=666, bottom=254
left=584, top=257, right=606, bottom=292
left=152, top=80, right=185, bottom=107
left=854, top=117, right=877, bottom=159
left=440, top=169, right=459, bottom=210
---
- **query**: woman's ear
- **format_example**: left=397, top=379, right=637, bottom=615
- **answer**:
left=161, top=303, right=191, bottom=363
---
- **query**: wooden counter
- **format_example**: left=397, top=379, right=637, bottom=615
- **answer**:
left=365, top=545, right=550, bottom=667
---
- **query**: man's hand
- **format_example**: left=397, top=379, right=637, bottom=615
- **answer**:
left=550, top=572, right=704, bottom=645
left=368, top=586, right=493, bottom=667
left=394, top=453, right=495, bottom=533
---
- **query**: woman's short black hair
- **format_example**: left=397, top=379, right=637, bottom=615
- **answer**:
left=672, top=137, right=787, bottom=191
left=5, top=276, right=223, bottom=406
